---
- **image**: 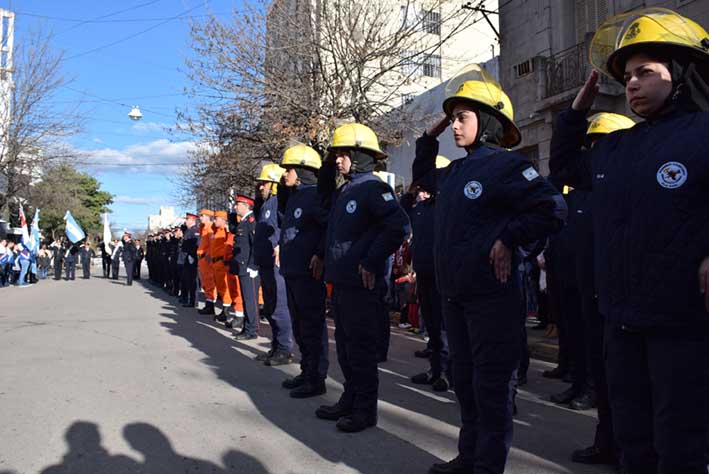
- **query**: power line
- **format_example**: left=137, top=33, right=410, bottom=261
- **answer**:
left=64, top=2, right=206, bottom=61
left=63, top=85, right=175, bottom=119
left=19, top=11, right=227, bottom=24
left=55, top=0, right=163, bottom=36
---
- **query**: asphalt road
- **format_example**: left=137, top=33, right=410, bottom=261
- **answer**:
left=0, top=267, right=616, bottom=474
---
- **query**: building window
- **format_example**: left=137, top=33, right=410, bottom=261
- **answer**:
left=400, top=5, right=417, bottom=28
left=401, top=94, right=416, bottom=107
left=421, top=54, right=441, bottom=78
left=422, top=9, right=441, bottom=35
left=401, top=50, right=420, bottom=77
left=514, top=59, right=534, bottom=78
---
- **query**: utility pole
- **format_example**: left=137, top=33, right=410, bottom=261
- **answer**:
left=462, top=1, right=500, bottom=42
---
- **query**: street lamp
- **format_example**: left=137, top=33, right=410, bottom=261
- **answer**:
left=128, top=106, right=143, bottom=121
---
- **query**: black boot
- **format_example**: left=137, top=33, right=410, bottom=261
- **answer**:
left=255, top=349, right=274, bottom=362
left=431, top=375, right=450, bottom=392
left=265, top=351, right=293, bottom=366
left=290, top=381, right=326, bottom=399
left=315, top=401, right=351, bottom=421
left=429, top=456, right=473, bottom=474
left=570, top=391, right=595, bottom=411
left=571, top=445, right=618, bottom=465
left=550, top=386, right=580, bottom=405
left=542, top=365, right=566, bottom=379
left=336, top=413, right=376, bottom=433
left=411, top=371, right=434, bottom=385
left=282, top=373, right=305, bottom=389
left=198, top=301, right=215, bottom=315
left=215, top=308, right=228, bottom=323
left=414, top=348, right=432, bottom=358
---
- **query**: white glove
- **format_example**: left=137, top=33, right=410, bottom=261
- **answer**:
left=188, top=256, right=194, bottom=264
left=247, top=268, right=258, bottom=279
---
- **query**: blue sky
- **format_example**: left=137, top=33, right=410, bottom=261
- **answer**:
left=5, top=0, right=240, bottom=233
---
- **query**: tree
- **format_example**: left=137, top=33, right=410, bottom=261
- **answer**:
left=178, top=0, right=479, bottom=203
left=30, top=164, right=113, bottom=240
left=0, top=25, right=82, bottom=221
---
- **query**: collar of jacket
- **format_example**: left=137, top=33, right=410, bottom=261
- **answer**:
left=465, top=144, right=501, bottom=161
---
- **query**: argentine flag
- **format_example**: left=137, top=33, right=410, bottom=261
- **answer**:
left=18, top=204, right=30, bottom=245
left=28, top=208, right=40, bottom=255
left=64, top=211, right=86, bottom=243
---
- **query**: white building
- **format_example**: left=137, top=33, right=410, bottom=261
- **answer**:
left=147, top=206, right=179, bottom=233
left=386, top=56, right=499, bottom=186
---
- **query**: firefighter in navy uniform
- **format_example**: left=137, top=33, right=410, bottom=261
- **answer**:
left=180, top=213, right=199, bottom=308
left=551, top=9, right=709, bottom=474
left=254, top=163, right=294, bottom=366
left=406, top=155, right=452, bottom=392
left=413, top=65, right=566, bottom=474
left=315, top=123, right=410, bottom=433
left=277, top=144, right=330, bottom=399
left=229, top=195, right=260, bottom=340
left=557, top=113, right=634, bottom=467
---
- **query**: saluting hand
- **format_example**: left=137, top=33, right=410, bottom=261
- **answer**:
left=426, top=114, right=451, bottom=137
left=572, top=70, right=600, bottom=111
left=359, top=264, right=375, bottom=290
left=700, top=257, right=709, bottom=312
left=490, top=240, right=512, bottom=284
left=309, top=255, right=324, bottom=281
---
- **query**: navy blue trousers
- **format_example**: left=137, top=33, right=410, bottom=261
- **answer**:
left=444, top=289, right=521, bottom=474
left=332, top=283, right=386, bottom=417
left=238, top=274, right=260, bottom=337
left=605, top=322, right=709, bottom=474
left=285, top=276, right=329, bottom=382
left=417, top=272, right=449, bottom=378
left=259, top=264, right=293, bottom=353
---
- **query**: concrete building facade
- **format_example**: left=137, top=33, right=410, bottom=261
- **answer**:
left=498, top=0, right=709, bottom=174
left=266, top=0, right=499, bottom=114
left=147, top=206, right=179, bottom=233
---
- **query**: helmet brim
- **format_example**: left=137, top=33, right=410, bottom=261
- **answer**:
left=442, top=96, right=522, bottom=149
left=327, top=145, right=388, bottom=160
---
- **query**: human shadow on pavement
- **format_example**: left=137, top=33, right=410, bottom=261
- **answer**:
left=140, top=281, right=443, bottom=474
left=38, top=420, right=269, bottom=474
left=39, top=421, right=140, bottom=474
left=141, top=281, right=613, bottom=474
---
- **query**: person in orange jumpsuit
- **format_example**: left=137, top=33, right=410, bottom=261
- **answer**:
left=197, top=209, right=217, bottom=315
left=211, top=210, right=233, bottom=321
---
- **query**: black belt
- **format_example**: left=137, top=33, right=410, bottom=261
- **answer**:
left=212, top=256, right=224, bottom=263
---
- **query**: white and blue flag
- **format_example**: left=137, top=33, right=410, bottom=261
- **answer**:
left=64, top=211, right=86, bottom=243
left=28, top=208, right=40, bottom=255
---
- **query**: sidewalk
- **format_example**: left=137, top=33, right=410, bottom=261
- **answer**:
left=527, top=319, right=559, bottom=364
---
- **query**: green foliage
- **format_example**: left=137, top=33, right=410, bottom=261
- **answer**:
left=30, top=165, right=113, bottom=240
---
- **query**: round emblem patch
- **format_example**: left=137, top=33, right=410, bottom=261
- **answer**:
left=657, top=162, right=688, bottom=189
left=265, top=210, right=271, bottom=219
left=346, top=200, right=357, bottom=214
left=294, top=208, right=302, bottom=219
left=463, top=180, right=483, bottom=200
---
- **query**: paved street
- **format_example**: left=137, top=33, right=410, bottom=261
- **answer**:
left=1, top=268, right=615, bottom=474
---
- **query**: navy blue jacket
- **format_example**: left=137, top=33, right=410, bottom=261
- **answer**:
left=321, top=166, right=410, bottom=287
left=407, top=197, right=436, bottom=276
left=413, top=133, right=566, bottom=299
left=182, top=225, right=199, bottom=267
left=254, top=195, right=281, bottom=267
left=228, top=211, right=257, bottom=276
left=278, top=184, right=328, bottom=278
left=551, top=108, right=709, bottom=328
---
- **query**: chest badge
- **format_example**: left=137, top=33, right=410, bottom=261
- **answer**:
left=463, top=180, right=483, bottom=200
left=265, top=210, right=271, bottom=219
left=346, top=200, right=357, bottom=214
left=294, top=208, right=302, bottom=219
left=657, top=162, right=688, bottom=189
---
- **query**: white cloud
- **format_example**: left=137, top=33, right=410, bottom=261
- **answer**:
left=92, top=137, right=104, bottom=144
left=113, top=195, right=165, bottom=205
left=132, top=121, right=169, bottom=133
left=77, top=138, right=199, bottom=174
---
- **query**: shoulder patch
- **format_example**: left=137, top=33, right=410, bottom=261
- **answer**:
left=382, top=192, right=394, bottom=202
left=522, top=167, right=540, bottom=181
left=248, top=216, right=255, bottom=223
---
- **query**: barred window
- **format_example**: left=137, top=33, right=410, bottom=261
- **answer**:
left=421, top=54, right=441, bottom=78
left=401, top=50, right=420, bottom=77
left=422, top=9, right=441, bottom=35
